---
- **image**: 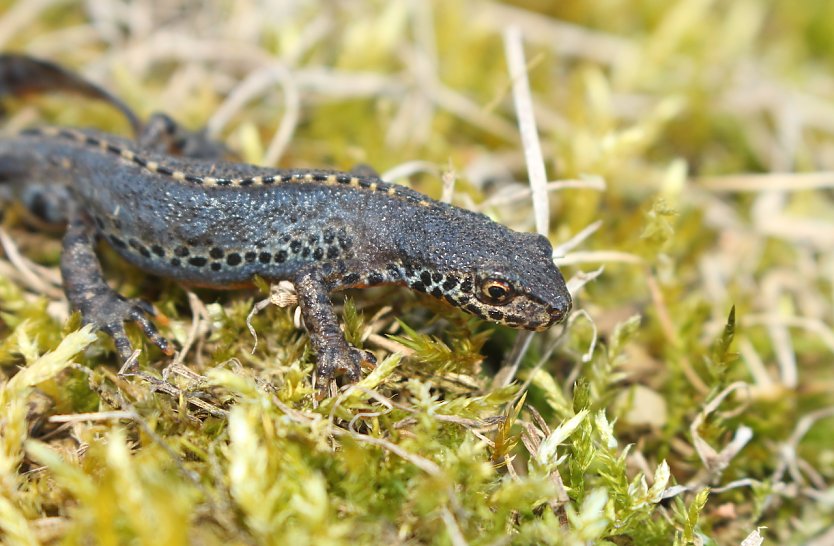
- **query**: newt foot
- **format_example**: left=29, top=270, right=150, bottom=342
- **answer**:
left=78, top=292, right=173, bottom=361
left=315, top=345, right=376, bottom=390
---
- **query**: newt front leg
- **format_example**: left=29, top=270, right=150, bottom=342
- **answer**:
left=61, top=213, right=173, bottom=360
left=293, top=261, right=377, bottom=389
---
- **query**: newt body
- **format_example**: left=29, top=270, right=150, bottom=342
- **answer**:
left=0, top=55, right=571, bottom=387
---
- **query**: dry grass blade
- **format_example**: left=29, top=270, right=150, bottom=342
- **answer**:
left=0, top=1, right=831, bottom=543
left=689, top=382, right=753, bottom=484
left=0, top=228, right=63, bottom=299
left=503, top=25, right=549, bottom=236
left=695, top=171, right=834, bottom=192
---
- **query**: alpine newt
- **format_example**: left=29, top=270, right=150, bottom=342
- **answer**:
left=0, top=54, right=572, bottom=389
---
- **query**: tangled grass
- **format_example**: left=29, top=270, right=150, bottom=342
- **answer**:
left=0, top=1, right=832, bottom=544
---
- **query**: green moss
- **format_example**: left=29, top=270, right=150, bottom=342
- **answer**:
left=0, top=0, right=832, bottom=544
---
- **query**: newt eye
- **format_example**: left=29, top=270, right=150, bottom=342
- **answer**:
left=479, top=278, right=515, bottom=305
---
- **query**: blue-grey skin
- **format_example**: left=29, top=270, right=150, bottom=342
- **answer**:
left=0, top=56, right=572, bottom=389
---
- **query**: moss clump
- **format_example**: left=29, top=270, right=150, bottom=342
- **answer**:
left=0, top=0, right=832, bottom=544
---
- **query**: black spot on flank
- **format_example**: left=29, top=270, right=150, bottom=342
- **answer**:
left=313, top=247, right=324, bottom=260
left=138, top=246, right=151, bottom=258
left=262, top=176, right=275, bottom=184
left=338, top=236, right=351, bottom=250
left=313, top=174, right=328, bottom=182
left=431, top=287, right=443, bottom=298
left=106, top=143, right=122, bottom=154
left=342, top=273, right=360, bottom=285
left=280, top=234, right=291, bottom=243
left=405, top=263, right=415, bottom=277
left=442, top=277, right=458, bottom=290
left=488, top=310, right=504, bottom=321
left=170, top=258, right=181, bottom=267
left=188, top=257, right=208, bottom=267
left=155, top=165, right=174, bottom=176
left=290, top=240, right=302, bottom=254
left=337, top=175, right=351, bottom=184
left=323, top=230, right=335, bottom=244
left=280, top=175, right=293, bottom=183
left=301, top=247, right=310, bottom=258
left=128, top=238, right=141, bottom=249
left=326, top=246, right=339, bottom=259
left=259, top=252, right=271, bottom=264
left=410, top=281, right=425, bottom=292
left=84, top=135, right=100, bottom=147
left=226, top=253, right=242, bottom=266
left=358, top=178, right=372, bottom=188
left=420, top=271, right=432, bottom=286
left=460, top=279, right=473, bottom=293
left=444, top=294, right=458, bottom=306
left=431, top=272, right=443, bottom=284
left=185, top=175, right=204, bottom=184
left=216, top=178, right=232, bottom=186
left=210, top=262, right=222, bottom=271
left=386, top=264, right=401, bottom=279
left=151, top=245, right=165, bottom=257
left=307, top=234, right=319, bottom=245
left=94, top=216, right=105, bottom=229
left=368, top=272, right=384, bottom=285
left=133, top=156, right=148, bottom=167
left=209, top=247, right=224, bottom=259
left=245, top=251, right=257, bottom=262
left=108, top=235, right=127, bottom=249
left=320, top=263, right=334, bottom=276
left=240, top=178, right=254, bottom=186
left=174, top=246, right=190, bottom=257
left=457, top=295, right=471, bottom=304
left=275, top=250, right=287, bottom=263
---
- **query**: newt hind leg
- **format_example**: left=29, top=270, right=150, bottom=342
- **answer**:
left=17, top=183, right=73, bottom=226
left=139, top=112, right=233, bottom=160
left=61, top=214, right=173, bottom=360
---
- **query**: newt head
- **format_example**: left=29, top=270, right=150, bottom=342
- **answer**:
left=411, top=222, right=572, bottom=331
left=464, top=231, right=571, bottom=331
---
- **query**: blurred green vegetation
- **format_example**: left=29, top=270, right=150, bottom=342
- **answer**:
left=0, top=0, right=832, bottom=544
